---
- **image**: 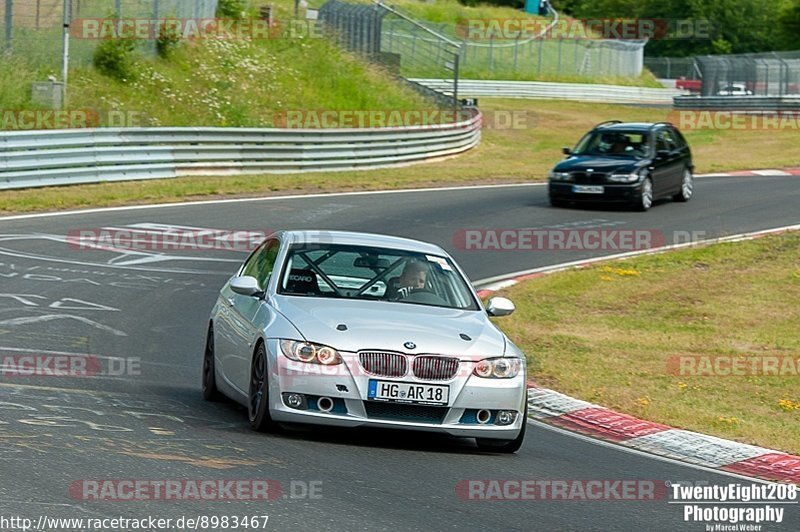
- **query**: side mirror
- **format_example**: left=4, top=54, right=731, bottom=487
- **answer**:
left=230, top=276, right=262, bottom=297
left=486, top=296, right=515, bottom=317
left=562, top=147, right=571, bottom=155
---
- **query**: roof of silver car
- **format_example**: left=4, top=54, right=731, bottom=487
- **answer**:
left=280, top=230, right=447, bottom=256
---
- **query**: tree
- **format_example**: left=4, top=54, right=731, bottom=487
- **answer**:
left=778, top=0, right=800, bottom=50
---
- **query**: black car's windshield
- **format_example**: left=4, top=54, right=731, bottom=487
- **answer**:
left=277, top=243, right=479, bottom=310
left=573, top=131, right=650, bottom=157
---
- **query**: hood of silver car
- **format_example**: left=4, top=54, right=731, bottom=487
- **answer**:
left=271, top=296, right=506, bottom=359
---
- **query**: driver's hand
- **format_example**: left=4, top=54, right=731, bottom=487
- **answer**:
left=397, top=286, right=413, bottom=299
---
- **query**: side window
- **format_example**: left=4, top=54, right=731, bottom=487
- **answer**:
left=656, top=131, right=671, bottom=153
left=659, top=129, right=678, bottom=151
left=671, top=128, right=688, bottom=149
left=241, top=240, right=280, bottom=289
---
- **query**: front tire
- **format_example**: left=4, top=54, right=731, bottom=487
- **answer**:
left=673, top=168, right=693, bottom=202
left=476, top=402, right=527, bottom=454
left=549, top=195, right=567, bottom=208
left=248, top=342, right=279, bottom=432
left=202, top=323, right=222, bottom=401
left=635, top=177, right=653, bottom=212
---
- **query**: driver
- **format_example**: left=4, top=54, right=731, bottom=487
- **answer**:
left=389, top=259, right=428, bottom=299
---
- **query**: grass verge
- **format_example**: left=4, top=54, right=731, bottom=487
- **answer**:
left=496, top=232, right=800, bottom=454
left=2, top=99, right=799, bottom=214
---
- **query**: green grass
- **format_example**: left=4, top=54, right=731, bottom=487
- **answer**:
left=1, top=98, right=799, bottom=214
left=71, top=37, right=432, bottom=127
left=0, top=19, right=434, bottom=128
left=496, top=232, right=800, bottom=455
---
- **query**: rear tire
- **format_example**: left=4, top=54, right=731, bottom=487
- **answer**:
left=202, top=324, right=222, bottom=401
left=248, top=342, right=279, bottom=432
left=476, top=401, right=527, bottom=454
left=673, top=168, right=693, bottom=202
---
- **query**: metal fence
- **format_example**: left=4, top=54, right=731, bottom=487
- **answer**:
left=695, top=50, right=800, bottom=96
left=422, top=18, right=645, bottom=79
left=1, top=0, right=219, bottom=71
left=318, top=0, right=461, bottom=108
left=644, top=56, right=699, bottom=80
left=0, top=110, right=482, bottom=189
left=319, top=1, right=645, bottom=84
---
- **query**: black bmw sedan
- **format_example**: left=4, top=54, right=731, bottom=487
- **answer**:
left=548, top=121, right=694, bottom=211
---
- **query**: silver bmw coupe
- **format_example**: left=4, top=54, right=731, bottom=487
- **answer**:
left=203, top=230, right=528, bottom=452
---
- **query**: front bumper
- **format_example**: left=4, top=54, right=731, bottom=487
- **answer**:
left=549, top=180, right=643, bottom=203
left=265, top=340, right=527, bottom=440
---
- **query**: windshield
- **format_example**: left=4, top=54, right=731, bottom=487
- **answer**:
left=277, top=243, right=479, bottom=310
left=573, top=131, right=649, bottom=157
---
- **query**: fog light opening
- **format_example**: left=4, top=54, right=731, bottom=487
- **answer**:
left=496, top=410, right=516, bottom=426
left=476, top=409, right=492, bottom=425
left=285, top=393, right=306, bottom=409
left=317, top=396, right=334, bottom=412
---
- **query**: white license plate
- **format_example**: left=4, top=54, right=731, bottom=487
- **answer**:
left=572, top=185, right=605, bottom=194
left=368, top=380, right=449, bottom=405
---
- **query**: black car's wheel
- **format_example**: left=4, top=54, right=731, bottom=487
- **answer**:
left=248, top=342, right=279, bottom=432
left=202, top=323, right=222, bottom=401
left=476, top=401, right=527, bottom=454
left=635, top=177, right=654, bottom=212
left=673, top=168, right=694, bottom=202
left=549, top=195, right=567, bottom=208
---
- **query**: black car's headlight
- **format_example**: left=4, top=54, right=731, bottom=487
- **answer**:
left=280, top=340, right=343, bottom=365
left=548, top=170, right=572, bottom=181
left=607, top=172, right=640, bottom=183
left=473, top=357, right=522, bottom=379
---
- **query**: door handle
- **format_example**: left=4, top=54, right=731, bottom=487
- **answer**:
left=226, top=297, right=235, bottom=307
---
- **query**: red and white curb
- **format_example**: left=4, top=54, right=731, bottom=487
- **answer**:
left=525, top=387, right=800, bottom=484
left=698, top=168, right=800, bottom=178
left=473, top=224, right=800, bottom=484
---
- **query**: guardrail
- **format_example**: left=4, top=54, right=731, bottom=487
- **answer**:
left=0, top=111, right=482, bottom=190
left=673, top=96, right=800, bottom=111
left=411, top=79, right=683, bottom=104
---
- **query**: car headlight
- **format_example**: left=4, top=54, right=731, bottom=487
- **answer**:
left=473, top=357, right=522, bottom=379
left=280, top=340, right=343, bottom=365
left=548, top=170, right=572, bottom=181
left=607, top=172, right=640, bottom=183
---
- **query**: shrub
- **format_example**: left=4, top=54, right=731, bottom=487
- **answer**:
left=93, top=38, right=137, bottom=81
left=216, top=0, right=247, bottom=19
left=156, top=24, right=182, bottom=58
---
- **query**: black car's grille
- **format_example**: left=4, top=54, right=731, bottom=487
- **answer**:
left=412, top=356, right=460, bottom=381
left=359, top=351, right=407, bottom=378
left=364, top=401, right=447, bottom=424
left=571, top=171, right=608, bottom=184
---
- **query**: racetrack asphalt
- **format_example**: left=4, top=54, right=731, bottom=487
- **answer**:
left=0, top=175, right=798, bottom=531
